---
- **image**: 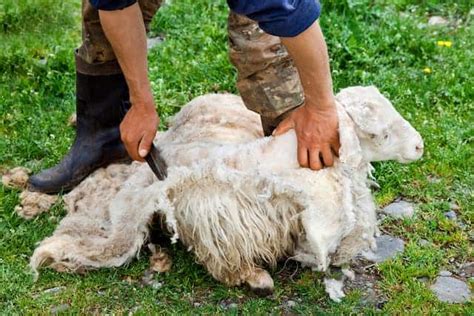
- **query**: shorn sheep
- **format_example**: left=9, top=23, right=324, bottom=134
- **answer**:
left=29, top=86, right=423, bottom=296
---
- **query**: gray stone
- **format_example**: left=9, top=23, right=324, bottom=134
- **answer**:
left=458, top=262, right=474, bottom=278
left=151, top=281, right=163, bottom=289
left=382, top=201, right=415, bottom=219
left=360, top=235, right=405, bottom=263
left=286, top=300, right=297, bottom=308
left=228, top=303, right=238, bottom=309
left=430, top=276, right=471, bottom=303
left=439, top=270, right=452, bottom=277
left=43, top=286, right=66, bottom=295
left=428, top=16, right=448, bottom=26
left=444, top=211, right=457, bottom=220
left=418, top=239, right=430, bottom=247
left=147, top=36, right=163, bottom=50
left=220, top=300, right=237, bottom=310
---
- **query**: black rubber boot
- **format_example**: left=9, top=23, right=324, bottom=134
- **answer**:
left=28, top=72, right=131, bottom=194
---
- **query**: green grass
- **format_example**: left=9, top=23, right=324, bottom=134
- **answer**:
left=1, top=0, right=473, bottom=313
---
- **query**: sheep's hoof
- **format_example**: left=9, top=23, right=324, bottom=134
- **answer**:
left=245, top=268, right=274, bottom=297
left=149, top=244, right=172, bottom=273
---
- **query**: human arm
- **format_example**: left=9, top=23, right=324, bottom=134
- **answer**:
left=227, top=0, right=340, bottom=170
left=97, top=2, right=158, bottom=162
left=274, top=21, right=340, bottom=170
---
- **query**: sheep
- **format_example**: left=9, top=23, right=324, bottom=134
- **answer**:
left=29, top=86, right=423, bottom=296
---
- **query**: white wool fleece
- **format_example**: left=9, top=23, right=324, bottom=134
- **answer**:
left=30, top=87, right=422, bottom=287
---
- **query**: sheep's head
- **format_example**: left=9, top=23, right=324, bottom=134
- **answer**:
left=336, top=86, right=424, bottom=163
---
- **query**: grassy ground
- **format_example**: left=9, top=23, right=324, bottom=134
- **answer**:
left=1, top=0, right=472, bottom=314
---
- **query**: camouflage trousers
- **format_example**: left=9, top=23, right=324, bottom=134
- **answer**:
left=77, top=0, right=304, bottom=135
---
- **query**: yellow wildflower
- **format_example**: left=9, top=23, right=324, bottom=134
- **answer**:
left=437, top=40, right=452, bottom=47
left=423, top=67, right=432, bottom=74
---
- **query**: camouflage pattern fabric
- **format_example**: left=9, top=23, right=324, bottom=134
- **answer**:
left=77, top=3, right=304, bottom=135
left=76, top=0, right=162, bottom=75
left=228, top=13, right=304, bottom=135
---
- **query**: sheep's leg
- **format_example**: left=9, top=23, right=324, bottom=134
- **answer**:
left=244, top=267, right=274, bottom=297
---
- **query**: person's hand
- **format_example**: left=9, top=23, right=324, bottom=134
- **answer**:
left=273, top=101, right=340, bottom=170
left=120, top=100, right=159, bottom=162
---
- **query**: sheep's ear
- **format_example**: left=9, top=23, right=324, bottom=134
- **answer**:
left=336, top=86, right=387, bottom=136
left=336, top=103, right=363, bottom=167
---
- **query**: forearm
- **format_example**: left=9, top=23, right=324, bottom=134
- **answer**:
left=98, top=3, right=158, bottom=161
left=98, top=3, right=153, bottom=106
left=280, top=21, right=334, bottom=110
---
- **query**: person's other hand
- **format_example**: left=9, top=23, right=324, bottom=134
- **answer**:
left=120, top=100, right=159, bottom=162
left=273, top=101, right=340, bottom=170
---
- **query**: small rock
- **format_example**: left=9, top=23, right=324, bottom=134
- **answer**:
left=193, top=302, right=202, bottom=308
left=382, top=201, right=415, bottom=219
left=430, top=276, right=471, bottom=303
left=286, top=300, right=297, bottom=308
left=43, top=286, right=66, bottom=295
left=428, top=16, right=449, bottom=26
left=444, top=211, right=457, bottom=220
left=360, top=235, right=405, bottom=263
left=147, top=36, right=163, bottom=50
left=220, top=300, right=235, bottom=310
left=439, top=270, right=452, bottom=277
left=228, top=303, right=238, bottom=309
left=418, top=239, right=430, bottom=246
left=458, top=262, right=474, bottom=278
left=50, top=304, right=70, bottom=314
left=150, top=280, right=163, bottom=289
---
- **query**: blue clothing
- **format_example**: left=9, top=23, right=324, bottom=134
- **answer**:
left=89, top=0, right=321, bottom=37
left=227, top=1, right=320, bottom=37
left=89, top=0, right=136, bottom=11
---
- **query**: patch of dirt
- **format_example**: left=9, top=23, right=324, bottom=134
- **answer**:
left=345, top=260, right=387, bottom=309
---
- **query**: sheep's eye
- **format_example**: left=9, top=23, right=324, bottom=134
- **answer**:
left=369, top=134, right=376, bottom=139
